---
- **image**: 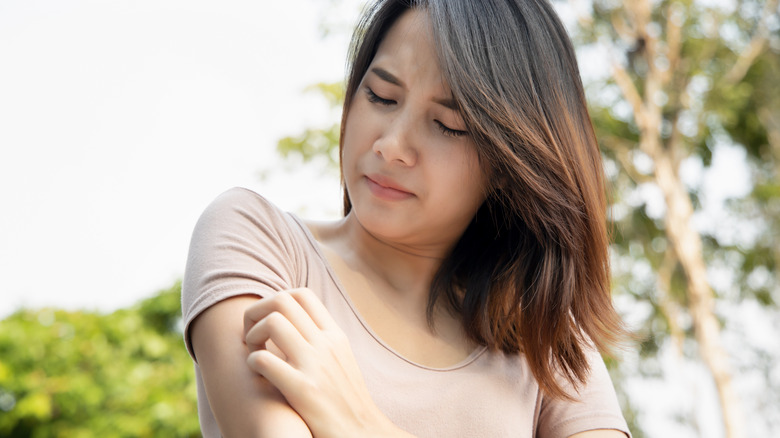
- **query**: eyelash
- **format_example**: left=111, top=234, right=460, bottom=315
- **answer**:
left=435, top=120, right=467, bottom=138
left=364, top=87, right=468, bottom=138
left=365, top=88, right=395, bottom=106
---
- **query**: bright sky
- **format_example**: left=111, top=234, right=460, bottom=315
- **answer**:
left=0, top=0, right=362, bottom=317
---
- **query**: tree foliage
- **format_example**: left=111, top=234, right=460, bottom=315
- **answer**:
left=570, top=0, right=780, bottom=436
left=0, top=283, right=199, bottom=437
left=276, top=82, right=345, bottom=168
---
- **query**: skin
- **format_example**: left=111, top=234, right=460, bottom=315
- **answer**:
left=190, top=295, right=314, bottom=437
left=190, top=8, right=627, bottom=438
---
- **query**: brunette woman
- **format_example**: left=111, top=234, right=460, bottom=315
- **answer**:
left=182, top=1, right=631, bottom=437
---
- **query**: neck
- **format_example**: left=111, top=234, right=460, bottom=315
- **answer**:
left=334, top=212, right=446, bottom=305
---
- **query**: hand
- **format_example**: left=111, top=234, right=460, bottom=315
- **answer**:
left=243, top=288, right=407, bottom=438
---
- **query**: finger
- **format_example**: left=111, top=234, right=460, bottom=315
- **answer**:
left=246, top=349, right=305, bottom=398
left=244, top=290, right=321, bottom=342
left=245, top=311, right=311, bottom=366
left=265, top=338, right=287, bottom=361
left=288, top=288, right=341, bottom=332
left=247, top=349, right=318, bottom=421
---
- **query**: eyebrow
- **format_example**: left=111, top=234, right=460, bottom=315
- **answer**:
left=369, top=67, right=460, bottom=111
left=433, top=96, right=459, bottom=111
left=370, top=67, right=403, bottom=86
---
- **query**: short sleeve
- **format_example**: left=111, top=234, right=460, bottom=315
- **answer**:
left=536, top=349, right=631, bottom=438
left=180, top=188, right=306, bottom=360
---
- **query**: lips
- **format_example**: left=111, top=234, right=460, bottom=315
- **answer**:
left=364, top=174, right=414, bottom=201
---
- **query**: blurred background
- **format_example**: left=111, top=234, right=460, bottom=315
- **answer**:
left=0, top=0, right=777, bottom=436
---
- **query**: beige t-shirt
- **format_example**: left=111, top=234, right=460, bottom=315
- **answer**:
left=181, top=187, right=631, bottom=438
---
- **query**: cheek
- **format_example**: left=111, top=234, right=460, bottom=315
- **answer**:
left=457, top=156, right=489, bottom=207
left=439, top=148, right=485, bottom=188
left=340, top=121, right=372, bottom=195
left=340, top=124, right=359, bottom=174
left=341, top=109, right=372, bottom=164
left=426, top=157, right=486, bottom=217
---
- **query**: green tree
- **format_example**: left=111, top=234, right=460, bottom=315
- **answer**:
left=276, top=82, right=345, bottom=169
left=0, top=282, right=200, bottom=437
left=570, top=0, right=780, bottom=436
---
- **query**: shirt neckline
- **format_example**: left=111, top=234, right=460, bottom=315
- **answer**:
left=287, top=212, right=487, bottom=372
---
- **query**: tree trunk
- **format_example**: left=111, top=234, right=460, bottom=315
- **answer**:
left=604, top=0, right=749, bottom=434
left=652, top=151, right=745, bottom=438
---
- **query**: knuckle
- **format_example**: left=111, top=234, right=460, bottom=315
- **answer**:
left=274, top=291, right=297, bottom=312
left=291, top=287, right=315, bottom=300
left=247, top=312, right=285, bottom=346
left=265, top=310, right=286, bottom=328
left=315, top=329, right=347, bottom=352
left=329, top=328, right=349, bottom=344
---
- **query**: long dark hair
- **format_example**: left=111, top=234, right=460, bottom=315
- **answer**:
left=340, top=0, right=627, bottom=400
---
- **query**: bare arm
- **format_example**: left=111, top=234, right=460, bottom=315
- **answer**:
left=569, top=430, right=628, bottom=438
left=190, top=295, right=312, bottom=438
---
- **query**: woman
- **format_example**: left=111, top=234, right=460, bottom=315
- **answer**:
left=182, top=0, right=631, bottom=437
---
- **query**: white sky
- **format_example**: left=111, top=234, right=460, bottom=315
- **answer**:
left=0, top=0, right=361, bottom=317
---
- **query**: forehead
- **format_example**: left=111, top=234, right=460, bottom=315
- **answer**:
left=376, top=9, right=432, bottom=57
left=383, top=8, right=431, bottom=41
left=370, top=9, right=444, bottom=85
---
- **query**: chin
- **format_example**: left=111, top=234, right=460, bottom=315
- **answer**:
left=352, top=203, right=414, bottom=240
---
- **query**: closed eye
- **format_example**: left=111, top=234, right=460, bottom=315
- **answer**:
left=365, top=88, right=395, bottom=106
left=435, top=120, right=467, bottom=138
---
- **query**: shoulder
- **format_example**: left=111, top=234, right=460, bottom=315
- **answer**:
left=185, top=186, right=315, bottom=279
left=197, top=187, right=292, bottom=231
left=182, top=188, right=315, bottom=351
left=189, top=187, right=312, bottom=255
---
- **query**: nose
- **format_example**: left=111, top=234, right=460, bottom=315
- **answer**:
left=372, top=112, right=418, bottom=166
